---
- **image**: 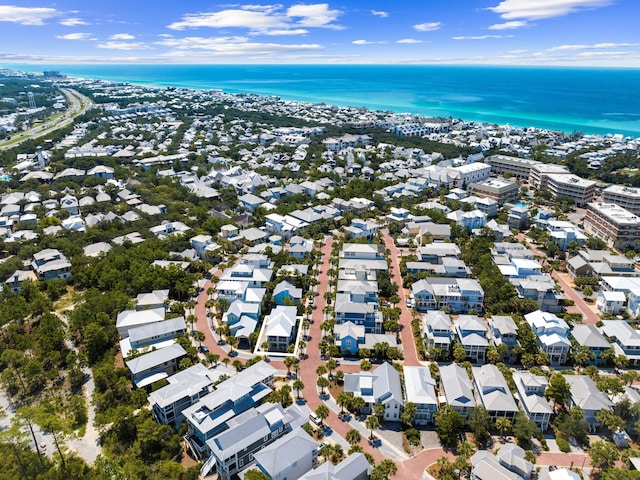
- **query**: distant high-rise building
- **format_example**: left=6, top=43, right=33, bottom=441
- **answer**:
left=27, top=92, right=36, bottom=109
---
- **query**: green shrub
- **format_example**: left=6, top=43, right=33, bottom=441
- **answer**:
left=405, top=428, right=421, bottom=445
left=557, top=437, right=571, bottom=453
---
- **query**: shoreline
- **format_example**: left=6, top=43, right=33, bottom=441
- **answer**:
left=3, top=64, right=640, bottom=138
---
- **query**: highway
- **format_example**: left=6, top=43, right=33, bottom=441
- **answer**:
left=0, top=88, right=93, bottom=151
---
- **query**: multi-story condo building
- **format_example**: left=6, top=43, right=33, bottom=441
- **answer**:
left=584, top=202, right=640, bottom=249
left=528, top=163, right=570, bottom=189
left=455, top=162, right=492, bottom=186
left=335, top=293, right=383, bottom=334
left=486, top=154, right=541, bottom=180
left=513, top=371, right=552, bottom=431
left=183, top=361, right=276, bottom=459
left=467, top=177, right=519, bottom=205
left=545, top=174, right=597, bottom=206
left=602, top=185, right=640, bottom=215
left=403, top=366, right=438, bottom=425
left=202, top=402, right=306, bottom=480
left=149, top=363, right=216, bottom=426
left=411, top=278, right=484, bottom=313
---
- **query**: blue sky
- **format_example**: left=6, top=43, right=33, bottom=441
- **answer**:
left=1, top=0, right=639, bottom=66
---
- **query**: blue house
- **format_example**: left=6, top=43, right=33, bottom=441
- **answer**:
left=273, top=280, right=303, bottom=305
left=334, top=321, right=365, bottom=356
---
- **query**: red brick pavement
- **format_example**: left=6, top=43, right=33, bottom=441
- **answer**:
left=551, top=271, right=599, bottom=325
left=384, top=232, right=421, bottom=367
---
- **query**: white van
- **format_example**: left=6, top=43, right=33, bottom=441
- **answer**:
left=309, top=412, right=322, bottom=426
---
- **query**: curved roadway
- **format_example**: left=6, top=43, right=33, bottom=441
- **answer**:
left=0, top=88, right=93, bottom=151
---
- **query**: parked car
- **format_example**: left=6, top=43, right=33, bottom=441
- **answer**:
left=309, top=412, right=322, bottom=426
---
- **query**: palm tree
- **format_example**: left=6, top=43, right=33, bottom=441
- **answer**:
left=346, top=428, right=361, bottom=446
left=373, top=401, right=385, bottom=420
left=184, top=300, right=195, bottom=316
left=187, top=314, right=197, bottom=333
left=349, top=397, right=367, bottom=413
left=315, top=404, right=330, bottom=424
left=326, top=358, right=337, bottom=377
left=227, top=336, right=238, bottom=354
left=317, top=376, right=329, bottom=395
left=337, top=391, right=351, bottom=414
left=284, top=356, right=296, bottom=376
left=232, top=359, right=243, bottom=371
left=206, top=287, right=215, bottom=299
left=193, top=330, right=206, bottom=348
left=360, top=359, right=372, bottom=372
left=456, top=440, right=475, bottom=458
left=316, top=365, right=327, bottom=377
left=365, top=415, right=380, bottom=440
left=293, top=379, right=304, bottom=399
left=495, top=417, right=512, bottom=440
left=215, top=325, right=227, bottom=342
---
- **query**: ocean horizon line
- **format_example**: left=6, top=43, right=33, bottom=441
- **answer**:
left=5, top=63, right=640, bottom=137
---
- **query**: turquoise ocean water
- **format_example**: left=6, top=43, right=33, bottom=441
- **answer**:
left=7, top=64, right=640, bottom=136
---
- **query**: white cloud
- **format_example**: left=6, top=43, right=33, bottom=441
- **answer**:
left=60, top=17, right=89, bottom=27
left=0, top=5, right=58, bottom=25
left=397, top=38, right=422, bottom=44
left=352, top=39, right=387, bottom=45
left=489, top=20, right=529, bottom=30
left=168, top=3, right=342, bottom=33
left=97, top=41, right=152, bottom=51
left=488, top=0, right=612, bottom=20
left=110, top=33, right=135, bottom=40
left=548, top=42, right=638, bottom=51
left=413, top=22, right=441, bottom=32
left=156, top=36, right=323, bottom=56
left=453, top=34, right=514, bottom=40
left=261, top=29, right=309, bottom=36
left=287, top=4, right=341, bottom=28
left=371, top=10, right=388, bottom=18
left=577, top=51, right=629, bottom=57
left=56, top=32, right=94, bottom=41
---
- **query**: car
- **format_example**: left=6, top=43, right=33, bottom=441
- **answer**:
left=199, top=345, right=209, bottom=354
left=309, top=412, right=322, bottom=426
